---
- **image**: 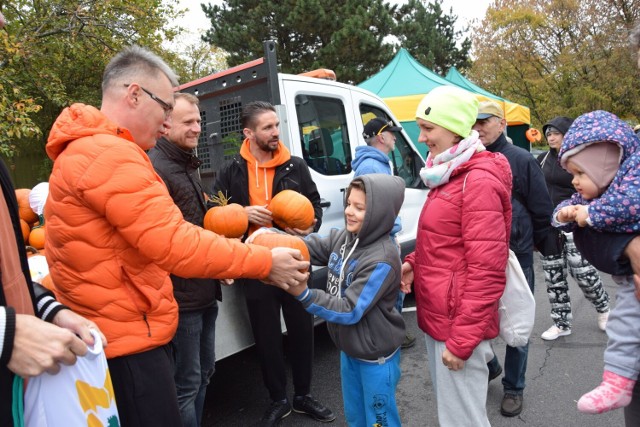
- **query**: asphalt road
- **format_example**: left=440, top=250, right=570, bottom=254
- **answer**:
left=202, top=256, right=624, bottom=426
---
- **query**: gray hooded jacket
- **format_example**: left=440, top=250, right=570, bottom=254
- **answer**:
left=296, top=174, right=406, bottom=360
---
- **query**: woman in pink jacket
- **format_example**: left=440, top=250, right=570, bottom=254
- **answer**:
left=401, top=86, right=512, bottom=427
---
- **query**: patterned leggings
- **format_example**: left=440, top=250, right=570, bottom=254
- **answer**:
left=541, top=232, right=610, bottom=329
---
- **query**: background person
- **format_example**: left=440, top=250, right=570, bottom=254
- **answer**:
left=401, top=86, right=512, bottom=427
left=213, top=101, right=334, bottom=426
left=473, top=100, right=561, bottom=417
left=537, top=116, right=610, bottom=340
left=148, top=92, right=222, bottom=427
left=45, top=47, right=308, bottom=427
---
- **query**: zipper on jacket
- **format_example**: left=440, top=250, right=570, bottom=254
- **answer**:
left=142, top=313, right=151, bottom=337
left=120, top=266, right=153, bottom=338
left=447, top=272, right=457, bottom=320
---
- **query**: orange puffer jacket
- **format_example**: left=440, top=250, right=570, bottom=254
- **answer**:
left=45, top=104, right=272, bottom=358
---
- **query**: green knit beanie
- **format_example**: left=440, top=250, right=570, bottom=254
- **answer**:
left=415, top=86, right=479, bottom=138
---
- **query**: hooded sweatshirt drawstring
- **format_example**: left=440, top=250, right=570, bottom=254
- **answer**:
left=336, top=236, right=359, bottom=295
left=252, top=161, right=270, bottom=201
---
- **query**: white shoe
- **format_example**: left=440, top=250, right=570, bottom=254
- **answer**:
left=541, top=325, right=572, bottom=341
left=597, top=311, right=610, bottom=331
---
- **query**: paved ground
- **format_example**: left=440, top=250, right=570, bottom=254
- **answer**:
left=202, top=256, right=624, bottom=426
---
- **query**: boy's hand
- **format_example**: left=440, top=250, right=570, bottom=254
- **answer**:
left=557, top=205, right=578, bottom=223
left=286, top=282, right=309, bottom=297
left=285, top=219, right=316, bottom=237
left=575, top=205, right=590, bottom=227
left=400, top=262, right=414, bottom=294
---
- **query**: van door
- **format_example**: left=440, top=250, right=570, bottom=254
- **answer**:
left=280, top=78, right=356, bottom=237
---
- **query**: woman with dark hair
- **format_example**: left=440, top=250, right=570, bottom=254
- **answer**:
left=536, top=117, right=610, bottom=341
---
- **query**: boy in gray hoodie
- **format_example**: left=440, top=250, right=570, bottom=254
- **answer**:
left=287, top=174, right=406, bottom=426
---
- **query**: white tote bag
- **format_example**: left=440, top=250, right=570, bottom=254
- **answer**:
left=498, top=250, right=536, bottom=347
left=24, top=329, right=120, bottom=427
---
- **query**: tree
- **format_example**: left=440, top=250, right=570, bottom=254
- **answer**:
left=170, top=41, right=229, bottom=83
left=201, top=0, right=397, bottom=84
left=392, top=0, right=471, bottom=75
left=0, top=0, right=182, bottom=173
left=470, top=0, right=640, bottom=128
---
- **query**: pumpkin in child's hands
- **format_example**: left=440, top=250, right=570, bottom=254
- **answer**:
left=269, top=190, right=314, bottom=230
left=250, top=230, right=310, bottom=273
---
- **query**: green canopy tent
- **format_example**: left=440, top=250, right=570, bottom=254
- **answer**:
left=445, top=66, right=531, bottom=151
left=359, top=49, right=531, bottom=156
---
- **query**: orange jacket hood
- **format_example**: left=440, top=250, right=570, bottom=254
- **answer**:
left=46, top=103, right=134, bottom=161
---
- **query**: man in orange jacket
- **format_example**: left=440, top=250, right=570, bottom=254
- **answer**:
left=45, top=46, right=309, bottom=426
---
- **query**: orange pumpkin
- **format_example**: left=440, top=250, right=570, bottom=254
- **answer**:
left=203, top=191, right=249, bottom=238
left=29, top=226, right=45, bottom=250
left=20, top=219, right=31, bottom=242
left=251, top=231, right=310, bottom=273
left=269, top=190, right=314, bottom=230
left=15, top=188, right=38, bottom=224
left=525, top=128, right=541, bottom=143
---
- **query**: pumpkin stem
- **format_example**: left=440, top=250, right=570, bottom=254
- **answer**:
left=210, top=190, right=232, bottom=206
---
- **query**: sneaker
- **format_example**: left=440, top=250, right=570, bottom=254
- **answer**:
left=597, top=310, right=610, bottom=331
left=401, top=333, right=416, bottom=349
left=500, top=393, right=523, bottom=417
left=292, top=394, right=336, bottom=422
left=259, top=399, right=291, bottom=427
left=540, top=325, right=571, bottom=341
left=489, top=364, right=503, bottom=383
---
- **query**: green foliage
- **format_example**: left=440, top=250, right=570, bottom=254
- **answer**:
left=392, top=0, right=472, bottom=74
left=201, top=0, right=470, bottom=84
left=0, top=0, right=182, bottom=181
left=470, top=0, right=640, bottom=129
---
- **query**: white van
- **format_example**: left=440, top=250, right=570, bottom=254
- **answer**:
left=178, top=41, right=428, bottom=359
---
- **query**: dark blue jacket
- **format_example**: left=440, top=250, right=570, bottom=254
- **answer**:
left=486, top=133, right=560, bottom=266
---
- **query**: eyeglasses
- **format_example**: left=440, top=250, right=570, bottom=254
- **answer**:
left=124, top=84, right=173, bottom=117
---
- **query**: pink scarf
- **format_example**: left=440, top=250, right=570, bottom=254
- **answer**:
left=419, top=130, right=485, bottom=189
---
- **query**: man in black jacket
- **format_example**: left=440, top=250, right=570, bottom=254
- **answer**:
left=473, top=100, right=560, bottom=417
left=213, top=101, right=334, bottom=426
left=148, top=93, right=220, bottom=427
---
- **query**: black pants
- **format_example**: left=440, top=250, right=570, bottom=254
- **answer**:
left=244, top=278, right=314, bottom=402
left=108, top=344, right=182, bottom=427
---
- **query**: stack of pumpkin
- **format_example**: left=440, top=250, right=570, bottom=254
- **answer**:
left=15, top=183, right=48, bottom=253
left=203, top=190, right=314, bottom=270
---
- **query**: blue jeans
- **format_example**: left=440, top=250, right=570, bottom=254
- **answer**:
left=172, top=303, right=218, bottom=427
left=489, top=263, right=534, bottom=395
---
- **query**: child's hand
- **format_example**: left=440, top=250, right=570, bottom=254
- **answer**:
left=400, top=262, right=414, bottom=294
left=285, top=282, right=308, bottom=297
left=557, top=205, right=578, bottom=223
left=442, top=347, right=465, bottom=371
left=575, top=205, right=590, bottom=227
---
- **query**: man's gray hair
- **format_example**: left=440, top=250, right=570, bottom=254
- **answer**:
left=102, top=45, right=179, bottom=93
left=365, top=135, right=377, bottom=146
